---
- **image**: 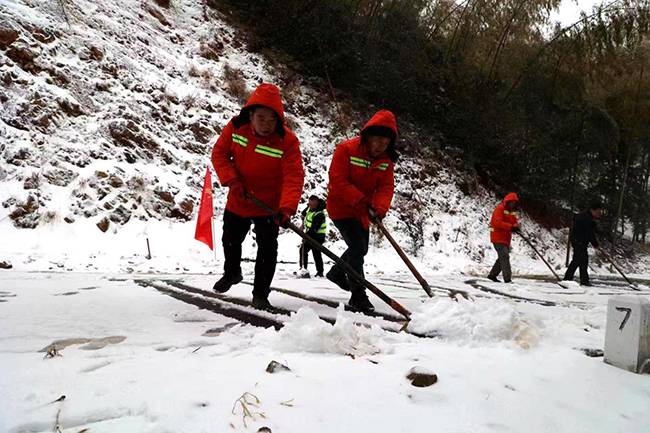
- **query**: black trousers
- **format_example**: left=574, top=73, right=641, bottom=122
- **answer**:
left=222, top=209, right=279, bottom=299
left=330, top=218, right=369, bottom=291
left=564, top=241, right=589, bottom=284
left=300, top=233, right=325, bottom=274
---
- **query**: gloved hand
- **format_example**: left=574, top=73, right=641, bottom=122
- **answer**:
left=511, top=225, right=521, bottom=233
left=354, top=197, right=370, bottom=215
left=275, top=207, right=292, bottom=228
left=228, top=179, right=246, bottom=200
left=368, top=205, right=386, bottom=221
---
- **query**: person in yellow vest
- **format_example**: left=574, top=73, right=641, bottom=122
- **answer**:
left=297, top=195, right=327, bottom=278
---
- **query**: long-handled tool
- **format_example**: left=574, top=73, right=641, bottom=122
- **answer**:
left=370, top=215, right=434, bottom=298
left=246, top=194, right=411, bottom=320
left=596, top=247, right=640, bottom=290
left=517, top=231, right=563, bottom=282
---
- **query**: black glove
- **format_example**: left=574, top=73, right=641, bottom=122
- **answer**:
left=274, top=208, right=292, bottom=228
left=511, top=226, right=520, bottom=233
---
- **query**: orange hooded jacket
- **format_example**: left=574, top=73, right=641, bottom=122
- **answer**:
left=489, top=192, right=519, bottom=246
left=326, top=110, right=398, bottom=229
left=211, top=84, right=305, bottom=218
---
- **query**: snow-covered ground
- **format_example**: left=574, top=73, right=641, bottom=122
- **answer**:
left=1, top=271, right=650, bottom=432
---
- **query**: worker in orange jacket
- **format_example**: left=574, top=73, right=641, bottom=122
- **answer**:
left=487, top=192, right=520, bottom=283
left=325, top=110, right=398, bottom=312
left=211, top=83, right=305, bottom=309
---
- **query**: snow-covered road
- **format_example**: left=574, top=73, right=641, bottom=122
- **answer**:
left=1, top=271, right=649, bottom=432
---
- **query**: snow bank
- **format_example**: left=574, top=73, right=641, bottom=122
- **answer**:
left=407, top=297, right=543, bottom=349
left=267, top=307, right=396, bottom=356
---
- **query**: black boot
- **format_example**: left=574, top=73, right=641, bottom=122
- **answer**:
left=326, top=268, right=351, bottom=291
left=213, top=273, right=243, bottom=293
left=252, top=296, right=274, bottom=311
left=487, top=275, right=500, bottom=283
left=348, top=290, right=375, bottom=313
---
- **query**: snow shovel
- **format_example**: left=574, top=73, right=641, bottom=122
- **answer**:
left=596, top=247, right=640, bottom=290
left=517, top=231, right=564, bottom=285
left=369, top=212, right=434, bottom=298
left=246, top=193, right=412, bottom=320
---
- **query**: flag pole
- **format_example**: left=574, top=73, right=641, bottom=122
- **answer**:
left=212, top=216, right=217, bottom=261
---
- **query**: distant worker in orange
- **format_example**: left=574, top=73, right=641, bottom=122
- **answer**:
left=487, top=193, right=520, bottom=283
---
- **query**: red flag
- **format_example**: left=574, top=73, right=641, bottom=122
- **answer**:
left=195, top=166, right=214, bottom=250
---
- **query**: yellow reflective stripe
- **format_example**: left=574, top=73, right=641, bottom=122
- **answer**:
left=503, top=210, right=510, bottom=215
left=350, top=156, right=371, bottom=168
left=489, top=228, right=495, bottom=232
left=233, top=138, right=247, bottom=147
left=232, top=134, right=248, bottom=147
left=511, top=212, right=517, bottom=216
left=255, top=145, right=283, bottom=158
left=255, top=144, right=283, bottom=157
left=374, top=163, right=389, bottom=171
left=255, top=149, right=282, bottom=158
left=232, top=133, right=248, bottom=143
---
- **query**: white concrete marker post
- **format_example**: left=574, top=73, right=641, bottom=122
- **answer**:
left=604, top=296, right=650, bottom=374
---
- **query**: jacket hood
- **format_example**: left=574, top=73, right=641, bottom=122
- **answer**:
left=503, top=192, right=519, bottom=204
left=360, top=109, right=399, bottom=162
left=233, top=83, right=286, bottom=137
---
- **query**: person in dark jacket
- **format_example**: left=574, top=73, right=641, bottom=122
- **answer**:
left=298, top=196, right=327, bottom=278
left=563, top=202, right=603, bottom=286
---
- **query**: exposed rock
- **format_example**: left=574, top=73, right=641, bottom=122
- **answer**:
left=43, top=168, right=78, bottom=187
left=257, top=428, right=272, bottom=433
left=155, top=187, right=175, bottom=203
left=6, top=148, right=33, bottom=166
left=23, top=173, right=40, bottom=190
left=57, top=97, right=84, bottom=117
left=406, top=367, right=438, bottom=388
left=109, top=205, right=132, bottom=225
left=31, top=27, right=56, bottom=44
left=64, top=215, right=75, bottom=224
left=89, top=46, right=104, bottom=61
left=266, top=360, right=290, bottom=373
left=108, top=119, right=159, bottom=157
left=6, top=42, right=40, bottom=68
left=153, top=0, right=171, bottom=7
left=0, top=24, right=19, bottom=47
left=9, top=195, right=40, bottom=229
left=171, top=198, right=194, bottom=220
left=95, top=171, right=109, bottom=178
left=0, top=261, right=12, bottom=269
left=190, top=120, right=215, bottom=144
left=97, top=217, right=110, bottom=232
left=108, top=174, right=124, bottom=188
left=144, top=2, right=171, bottom=27
left=580, top=348, right=604, bottom=358
left=0, top=166, right=7, bottom=181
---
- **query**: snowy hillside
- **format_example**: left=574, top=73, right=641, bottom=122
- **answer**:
left=0, top=0, right=637, bottom=279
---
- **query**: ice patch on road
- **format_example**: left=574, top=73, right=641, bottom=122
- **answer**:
left=269, top=307, right=396, bottom=356
left=408, top=297, right=542, bottom=348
